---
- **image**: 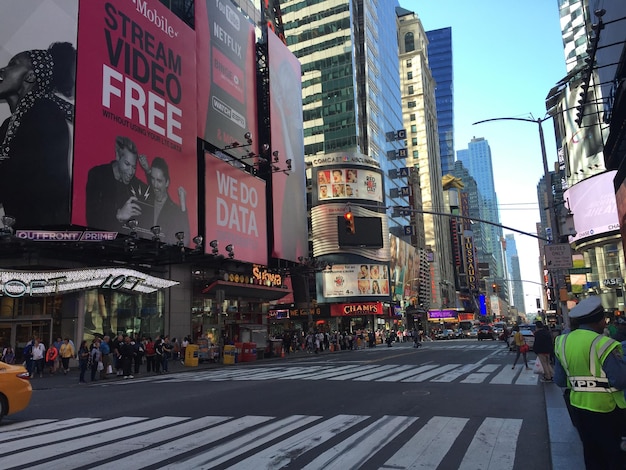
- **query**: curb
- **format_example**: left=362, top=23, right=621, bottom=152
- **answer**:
left=543, top=382, right=584, bottom=470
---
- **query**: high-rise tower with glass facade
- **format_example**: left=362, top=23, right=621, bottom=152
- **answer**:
left=426, top=27, right=454, bottom=177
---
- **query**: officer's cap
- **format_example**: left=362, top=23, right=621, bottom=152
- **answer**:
left=569, top=296, right=604, bottom=323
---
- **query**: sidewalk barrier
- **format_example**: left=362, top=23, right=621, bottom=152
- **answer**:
left=223, top=345, right=235, bottom=365
left=184, top=344, right=199, bottom=367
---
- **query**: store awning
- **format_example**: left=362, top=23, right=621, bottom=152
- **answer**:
left=201, top=280, right=292, bottom=301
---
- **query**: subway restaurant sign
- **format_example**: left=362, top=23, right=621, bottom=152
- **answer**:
left=0, top=268, right=178, bottom=297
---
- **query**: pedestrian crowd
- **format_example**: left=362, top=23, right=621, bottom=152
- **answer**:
left=0, top=333, right=187, bottom=383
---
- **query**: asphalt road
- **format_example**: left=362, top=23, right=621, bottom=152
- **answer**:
left=0, top=339, right=553, bottom=469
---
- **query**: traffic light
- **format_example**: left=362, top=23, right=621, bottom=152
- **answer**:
left=491, top=283, right=497, bottom=293
left=344, top=210, right=355, bottom=234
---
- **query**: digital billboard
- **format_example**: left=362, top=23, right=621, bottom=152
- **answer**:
left=315, top=168, right=384, bottom=203
left=389, top=234, right=420, bottom=300
left=565, top=170, right=619, bottom=244
left=72, top=0, right=197, bottom=246
left=196, top=0, right=258, bottom=153
left=268, top=31, right=308, bottom=262
left=205, top=153, right=267, bottom=265
left=322, top=264, right=390, bottom=298
left=0, top=0, right=79, bottom=228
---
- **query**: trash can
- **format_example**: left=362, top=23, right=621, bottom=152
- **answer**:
left=241, top=342, right=257, bottom=362
left=223, top=345, right=236, bottom=365
left=184, top=344, right=199, bottom=367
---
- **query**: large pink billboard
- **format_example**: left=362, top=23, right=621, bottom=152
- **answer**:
left=268, top=32, right=308, bottom=262
left=196, top=0, right=258, bottom=154
left=205, top=153, right=267, bottom=265
left=72, top=0, right=197, bottom=246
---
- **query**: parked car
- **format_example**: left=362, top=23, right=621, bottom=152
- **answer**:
left=508, top=329, right=536, bottom=351
left=477, top=325, right=496, bottom=340
left=0, top=361, right=32, bottom=423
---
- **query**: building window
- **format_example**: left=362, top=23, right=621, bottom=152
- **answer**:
left=406, top=59, right=412, bottom=68
left=411, top=125, right=417, bottom=133
left=404, top=32, right=415, bottom=52
left=410, top=113, right=416, bottom=121
left=411, top=137, right=418, bottom=146
left=408, top=85, right=414, bottom=94
left=407, top=101, right=416, bottom=108
left=407, top=71, right=413, bottom=80
left=413, top=150, right=419, bottom=158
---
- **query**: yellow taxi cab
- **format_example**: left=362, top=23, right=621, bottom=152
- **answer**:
left=0, top=361, right=32, bottom=422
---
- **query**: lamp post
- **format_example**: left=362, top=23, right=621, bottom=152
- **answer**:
left=472, top=116, right=564, bottom=325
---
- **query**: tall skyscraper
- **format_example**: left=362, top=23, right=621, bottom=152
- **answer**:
left=425, top=27, right=454, bottom=177
left=457, top=137, right=505, bottom=281
left=398, top=8, right=456, bottom=310
left=281, top=0, right=419, bottom=325
left=505, top=234, right=525, bottom=315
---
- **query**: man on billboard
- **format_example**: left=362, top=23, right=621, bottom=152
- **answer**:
left=86, top=136, right=150, bottom=232
left=138, top=156, right=190, bottom=246
left=0, top=43, right=75, bottom=227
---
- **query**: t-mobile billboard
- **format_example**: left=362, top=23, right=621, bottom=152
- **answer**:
left=72, top=0, right=197, bottom=246
left=268, top=31, right=307, bottom=262
left=205, top=153, right=267, bottom=265
left=196, top=0, right=258, bottom=154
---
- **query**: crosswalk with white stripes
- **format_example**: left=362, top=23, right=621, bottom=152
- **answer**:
left=0, top=413, right=523, bottom=469
left=109, top=362, right=539, bottom=386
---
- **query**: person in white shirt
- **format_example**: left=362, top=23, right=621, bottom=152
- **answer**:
left=31, top=337, right=46, bottom=378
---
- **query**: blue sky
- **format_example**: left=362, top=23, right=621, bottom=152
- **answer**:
left=401, top=0, right=567, bottom=314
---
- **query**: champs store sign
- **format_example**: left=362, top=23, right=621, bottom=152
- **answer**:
left=330, top=302, right=384, bottom=317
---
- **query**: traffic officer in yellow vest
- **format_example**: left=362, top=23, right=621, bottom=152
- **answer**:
left=554, top=296, right=626, bottom=470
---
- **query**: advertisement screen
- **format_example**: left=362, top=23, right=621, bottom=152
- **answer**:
left=205, top=153, right=267, bottom=265
left=389, top=234, right=420, bottom=300
left=72, top=0, right=197, bottom=246
left=268, top=32, right=308, bottom=262
left=316, top=168, right=384, bottom=203
left=322, top=264, right=390, bottom=298
left=196, top=0, right=257, bottom=152
left=0, top=1, right=78, bottom=228
left=565, top=170, right=619, bottom=243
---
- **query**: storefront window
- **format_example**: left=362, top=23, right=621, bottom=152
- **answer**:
left=83, top=289, right=163, bottom=341
left=604, top=244, right=621, bottom=280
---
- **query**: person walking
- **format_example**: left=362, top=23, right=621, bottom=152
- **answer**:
left=511, top=325, right=530, bottom=370
left=554, top=296, right=626, bottom=470
left=533, top=320, right=554, bottom=382
left=144, top=337, right=156, bottom=373
left=161, top=336, right=173, bottom=373
left=77, top=340, right=90, bottom=384
left=59, top=338, right=75, bottom=374
left=31, top=338, right=46, bottom=378
left=52, top=337, right=63, bottom=374
left=45, top=341, right=58, bottom=375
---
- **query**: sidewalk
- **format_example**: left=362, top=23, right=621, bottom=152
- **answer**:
left=543, top=381, right=584, bottom=470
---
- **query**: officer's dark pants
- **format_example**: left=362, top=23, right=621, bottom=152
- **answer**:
left=569, top=405, right=622, bottom=470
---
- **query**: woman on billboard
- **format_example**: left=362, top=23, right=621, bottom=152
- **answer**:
left=0, top=43, right=75, bottom=227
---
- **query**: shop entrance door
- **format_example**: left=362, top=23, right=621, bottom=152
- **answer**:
left=10, top=320, right=52, bottom=362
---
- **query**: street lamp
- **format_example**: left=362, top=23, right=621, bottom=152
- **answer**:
left=472, top=115, right=563, bottom=324
left=472, top=115, right=558, bottom=242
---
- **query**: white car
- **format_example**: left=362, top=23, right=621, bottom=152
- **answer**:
left=508, top=329, right=535, bottom=351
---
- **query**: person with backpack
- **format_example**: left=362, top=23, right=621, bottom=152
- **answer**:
left=2, top=345, right=15, bottom=364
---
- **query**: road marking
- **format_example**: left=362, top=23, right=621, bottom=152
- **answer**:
left=382, top=416, right=469, bottom=469
left=459, top=417, right=522, bottom=470
left=402, top=364, right=461, bottom=382
left=0, top=414, right=524, bottom=470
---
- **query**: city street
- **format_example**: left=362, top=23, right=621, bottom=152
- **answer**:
left=0, top=340, right=570, bottom=469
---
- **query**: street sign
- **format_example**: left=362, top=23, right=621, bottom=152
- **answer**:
left=544, top=243, right=573, bottom=269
